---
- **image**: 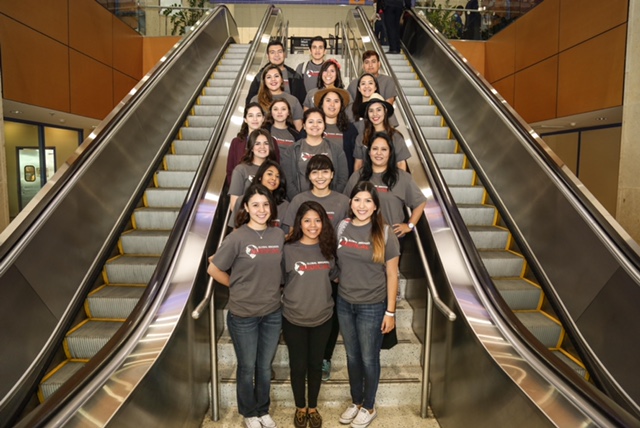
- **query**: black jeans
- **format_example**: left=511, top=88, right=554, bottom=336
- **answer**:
left=282, top=317, right=333, bottom=409
left=383, top=5, right=403, bottom=52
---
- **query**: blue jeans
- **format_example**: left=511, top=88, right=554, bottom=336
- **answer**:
left=337, top=296, right=385, bottom=409
left=227, top=309, right=282, bottom=417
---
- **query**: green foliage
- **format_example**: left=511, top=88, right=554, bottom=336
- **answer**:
left=162, top=0, right=207, bottom=36
left=424, top=0, right=461, bottom=39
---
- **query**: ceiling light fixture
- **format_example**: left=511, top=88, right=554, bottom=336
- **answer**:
left=595, top=117, right=607, bottom=121
left=10, top=110, right=22, bottom=114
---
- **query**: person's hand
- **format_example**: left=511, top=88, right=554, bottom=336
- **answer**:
left=392, top=223, right=411, bottom=237
left=381, top=314, right=395, bottom=334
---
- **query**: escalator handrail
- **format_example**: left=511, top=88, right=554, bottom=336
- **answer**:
left=382, top=8, right=637, bottom=425
left=13, top=5, right=272, bottom=427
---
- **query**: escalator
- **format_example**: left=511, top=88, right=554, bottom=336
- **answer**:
left=0, top=5, right=284, bottom=426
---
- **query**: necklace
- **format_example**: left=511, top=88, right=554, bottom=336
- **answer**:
left=249, top=226, right=267, bottom=240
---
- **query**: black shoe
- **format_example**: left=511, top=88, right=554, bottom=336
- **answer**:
left=388, top=50, right=400, bottom=54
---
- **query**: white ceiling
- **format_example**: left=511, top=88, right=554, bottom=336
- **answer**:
left=3, top=99, right=101, bottom=136
left=530, top=106, right=623, bottom=135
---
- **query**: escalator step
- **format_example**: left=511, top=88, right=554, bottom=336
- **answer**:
left=457, top=203, right=495, bottom=225
left=216, top=64, right=243, bottom=72
left=427, top=139, right=457, bottom=153
left=449, top=185, right=485, bottom=204
left=39, top=361, right=85, bottom=402
left=144, top=188, right=188, bottom=208
left=86, top=285, right=146, bottom=318
left=414, top=115, right=442, bottom=127
left=515, top=312, right=562, bottom=348
left=155, top=170, right=196, bottom=188
left=441, top=168, right=474, bottom=186
left=468, top=225, right=509, bottom=249
left=209, top=71, right=238, bottom=80
left=552, top=350, right=587, bottom=378
left=433, top=153, right=465, bottom=169
left=132, top=207, right=179, bottom=230
left=120, top=230, right=170, bottom=255
left=164, top=154, right=202, bottom=171
left=203, top=86, right=232, bottom=96
left=208, top=79, right=236, bottom=88
left=65, top=320, right=123, bottom=359
left=179, top=127, right=214, bottom=140
left=408, top=104, right=436, bottom=116
left=494, top=278, right=541, bottom=310
left=193, top=105, right=224, bottom=115
left=420, top=126, right=449, bottom=140
left=408, top=95, right=429, bottom=103
left=199, top=95, right=230, bottom=105
left=172, top=140, right=208, bottom=155
left=394, top=72, right=417, bottom=80
left=402, top=86, right=427, bottom=96
left=223, top=53, right=248, bottom=59
left=103, top=255, right=159, bottom=284
left=186, top=115, right=218, bottom=127
left=479, top=250, right=524, bottom=277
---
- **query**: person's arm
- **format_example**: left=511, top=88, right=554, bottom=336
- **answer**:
left=397, top=160, right=407, bottom=171
left=207, top=255, right=230, bottom=287
left=381, top=256, right=399, bottom=333
left=333, top=149, right=349, bottom=193
left=293, top=119, right=303, bottom=131
left=393, top=200, right=426, bottom=237
left=354, top=158, right=363, bottom=172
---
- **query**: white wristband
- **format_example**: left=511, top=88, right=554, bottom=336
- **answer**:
left=385, top=311, right=395, bottom=317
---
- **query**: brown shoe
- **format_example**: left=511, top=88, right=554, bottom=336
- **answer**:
left=308, top=410, right=322, bottom=428
left=294, top=409, right=308, bottom=428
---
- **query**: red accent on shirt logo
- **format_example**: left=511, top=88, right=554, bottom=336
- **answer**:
left=374, top=185, right=389, bottom=193
left=294, top=260, right=330, bottom=276
left=338, top=237, right=371, bottom=250
left=245, top=245, right=280, bottom=259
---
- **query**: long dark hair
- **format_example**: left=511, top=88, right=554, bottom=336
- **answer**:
left=318, top=90, right=350, bottom=133
left=360, top=132, right=399, bottom=190
left=257, top=64, right=284, bottom=111
left=362, top=100, right=397, bottom=146
left=240, top=129, right=278, bottom=165
left=235, top=183, right=277, bottom=228
left=286, top=201, right=336, bottom=261
left=347, top=181, right=386, bottom=264
left=237, top=102, right=264, bottom=139
left=255, top=159, right=287, bottom=204
left=317, top=59, right=344, bottom=89
left=351, top=73, right=379, bottom=121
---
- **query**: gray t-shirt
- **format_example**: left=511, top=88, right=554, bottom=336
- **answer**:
left=324, top=123, right=344, bottom=148
left=282, top=241, right=338, bottom=327
left=303, top=88, right=320, bottom=109
left=353, top=131, right=411, bottom=162
left=344, top=170, right=427, bottom=226
left=228, top=163, right=259, bottom=196
left=283, top=190, right=350, bottom=231
left=251, top=92, right=303, bottom=121
left=336, top=220, right=400, bottom=304
left=297, top=139, right=332, bottom=190
left=270, top=126, right=297, bottom=149
left=296, top=61, right=324, bottom=93
left=212, top=225, right=285, bottom=317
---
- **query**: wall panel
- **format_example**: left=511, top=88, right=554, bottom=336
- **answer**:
left=142, top=37, right=181, bottom=75
left=0, top=15, right=70, bottom=112
left=69, top=0, right=113, bottom=66
left=491, top=75, right=515, bottom=107
left=559, top=0, right=628, bottom=51
left=0, top=0, right=69, bottom=44
left=557, top=25, right=626, bottom=117
left=450, top=41, right=485, bottom=75
left=113, top=70, right=138, bottom=107
left=514, top=56, right=558, bottom=123
left=113, top=15, right=143, bottom=80
left=514, top=0, right=559, bottom=72
left=485, top=24, right=515, bottom=83
left=541, top=132, right=579, bottom=174
left=70, top=51, right=113, bottom=119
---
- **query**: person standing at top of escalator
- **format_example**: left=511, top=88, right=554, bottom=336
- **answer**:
left=383, top=0, right=411, bottom=55
left=296, top=36, right=327, bottom=93
left=463, top=0, right=481, bottom=40
left=246, top=40, right=307, bottom=106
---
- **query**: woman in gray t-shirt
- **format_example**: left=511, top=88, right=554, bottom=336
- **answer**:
left=282, top=201, right=338, bottom=427
left=208, top=184, right=284, bottom=428
left=335, top=181, right=400, bottom=426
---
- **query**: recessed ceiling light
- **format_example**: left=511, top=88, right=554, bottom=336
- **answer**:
left=10, top=110, right=22, bottom=114
left=59, top=119, right=66, bottom=123
left=595, top=117, right=607, bottom=121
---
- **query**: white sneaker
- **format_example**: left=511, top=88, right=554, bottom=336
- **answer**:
left=339, top=404, right=360, bottom=424
left=259, top=414, right=277, bottom=428
left=350, top=407, right=377, bottom=428
left=244, top=416, right=262, bottom=428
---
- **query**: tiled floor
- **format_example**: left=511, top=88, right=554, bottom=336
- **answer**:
left=201, top=403, right=441, bottom=427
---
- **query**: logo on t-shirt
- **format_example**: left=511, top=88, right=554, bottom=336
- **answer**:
left=306, top=69, right=320, bottom=79
left=337, top=237, right=371, bottom=250
left=294, top=260, right=331, bottom=275
left=326, top=211, right=335, bottom=220
left=325, top=132, right=341, bottom=140
left=248, top=174, right=255, bottom=183
left=374, top=184, right=389, bottom=193
left=274, top=136, right=294, bottom=147
left=300, top=152, right=329, bottom=161
left=245, top=245, right=280, bottom=259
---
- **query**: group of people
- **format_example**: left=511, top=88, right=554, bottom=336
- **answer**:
left=208, top=37, right=427, bottom=428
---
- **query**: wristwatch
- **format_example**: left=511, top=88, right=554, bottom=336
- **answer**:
left=407, top=222, right=415, bottom=231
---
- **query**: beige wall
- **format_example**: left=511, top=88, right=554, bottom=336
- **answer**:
left=0, top=74, right=10, bottom=229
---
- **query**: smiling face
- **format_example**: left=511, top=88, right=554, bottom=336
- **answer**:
left=264, top=69, right=283, bottom=93
left=245, top=193, right=271, bottom=227
left=310, top=40, right=326, bottom=62
left=260, top=165, right=280, bottom=192
left=321, top=64, right=337, bottom=86
left=300, top=209, right=322, bottom=243
left=270, top=101, right=289, bottom=124
left=367, top=102, right=386, bottom=127
left=363, top=55, right=380, bottom=76
left=309, top=168, right=334, bottom=191
left=304, top=112, right=325, bottom=138
left=321, top=92, right=342, bottom=119
left=267, top=44, right=285, bottom=66
left=351, top=191, right=377, bottom=225
left=252, top=134, right=270, bottom=161
left=245, top=106, right=265, bottom=132
left=358, top=75, right=377, bottom=100
left=369, top=136, right=391, bottom=169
